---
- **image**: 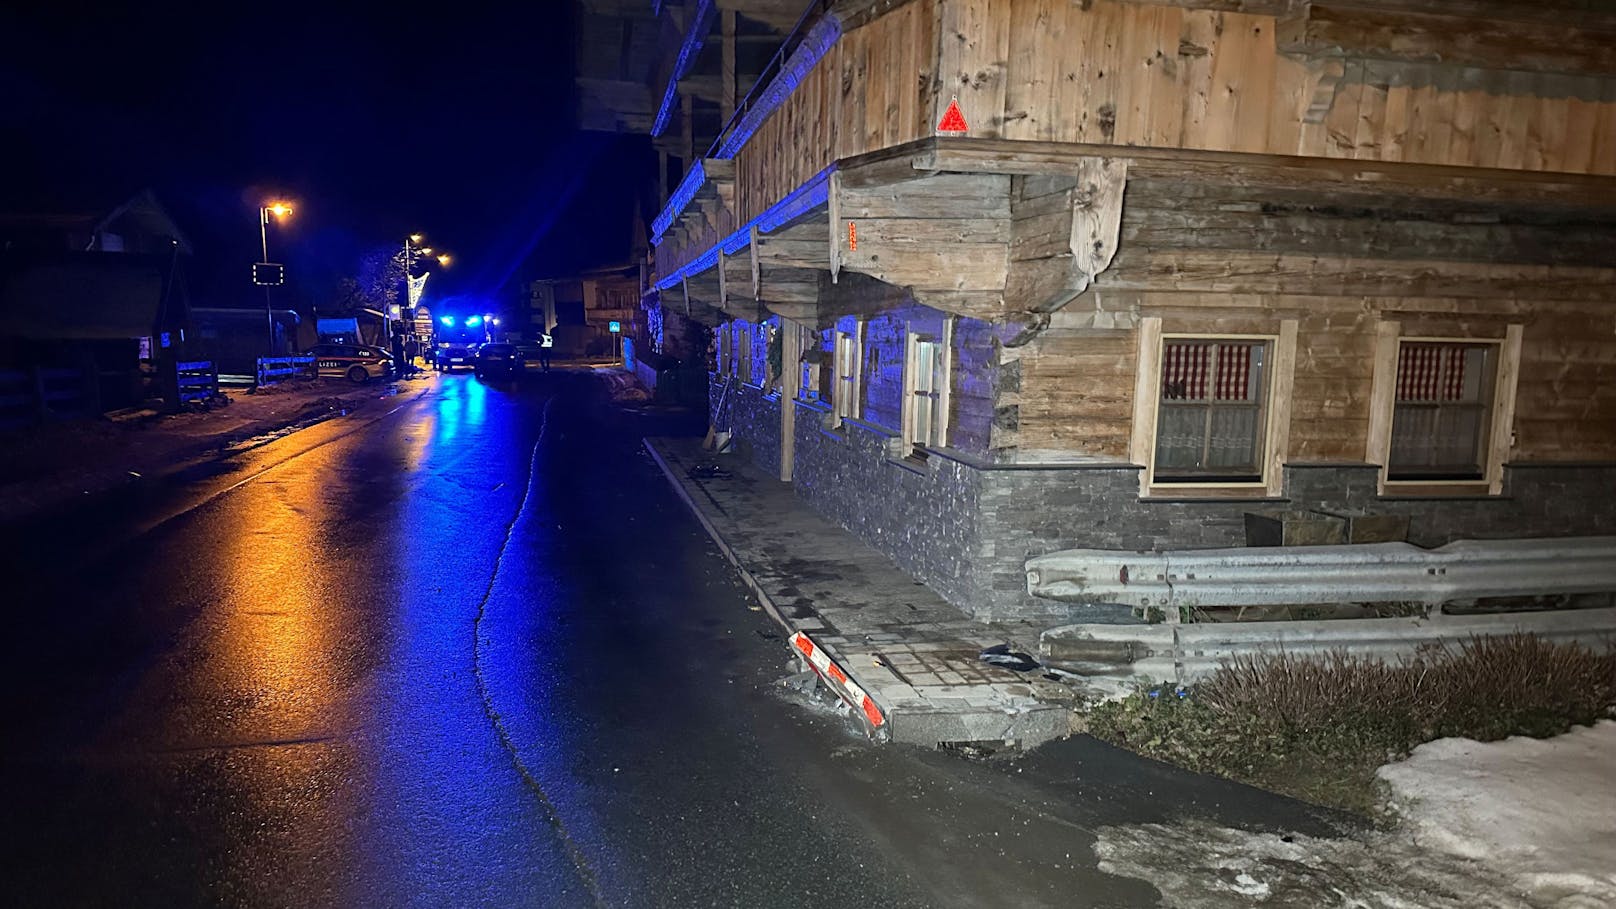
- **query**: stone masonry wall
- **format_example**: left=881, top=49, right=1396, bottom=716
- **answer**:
left=714, top=379, right=1616, bottom=622
left=790, top=403, right=991, bottom=612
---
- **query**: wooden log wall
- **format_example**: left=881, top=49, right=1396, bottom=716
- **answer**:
left=1007, top=170, right=1616, bottom=463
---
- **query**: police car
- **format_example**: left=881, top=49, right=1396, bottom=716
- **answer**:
left=307, top=343, right=396, bottom=383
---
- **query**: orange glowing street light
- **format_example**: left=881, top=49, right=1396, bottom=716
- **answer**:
left=436, top=254, right=452, bottom=267
left=257, top=200, right=296, bottom=351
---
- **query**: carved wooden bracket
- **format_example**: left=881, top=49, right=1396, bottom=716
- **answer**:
left=1070, top=156, right=1128, bottom=289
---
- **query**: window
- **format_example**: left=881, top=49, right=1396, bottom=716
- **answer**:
left=799, top=351, right=821, bottom=401
left=1388, top=342, right=1495, bottom=480
left=1154, top=339, right=1269, bottom=483
left=832, top=325, right=862, bottom=423
left=903, top=322, right=952, bottom=451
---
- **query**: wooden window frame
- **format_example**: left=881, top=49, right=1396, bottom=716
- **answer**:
left=901, top=318, right=954, bottom=453
left=1366, top=323, right=1522, bottom=497
left=1130, top=318, right=1297, bottom=498
left=832, top=321, right=864, bottom=425
left=737, top=322, right=759, bottom=389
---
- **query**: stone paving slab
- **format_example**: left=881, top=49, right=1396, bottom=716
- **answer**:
left=645, top=436, right=1074, bottom=748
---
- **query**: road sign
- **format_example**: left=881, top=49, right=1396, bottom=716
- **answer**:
left=608, top=321, right=621, bottom=333
left=252, top=262, right=285, bottom=286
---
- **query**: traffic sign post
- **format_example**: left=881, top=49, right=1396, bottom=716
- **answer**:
left=609, top=321, right=622, bottom=365
left=252, top=262, right=286, bottom=286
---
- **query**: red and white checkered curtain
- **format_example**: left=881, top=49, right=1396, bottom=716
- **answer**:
left=1398, top=344, right=1466, bottom=401
left=1216, top=344, right=1252, bottom=401
left=1162, top=343, right=1209, bottom=400
left=1163, top=342, right=1252, bottom=401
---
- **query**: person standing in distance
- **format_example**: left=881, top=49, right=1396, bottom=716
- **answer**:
left=539, top=327, right=553, bottom=372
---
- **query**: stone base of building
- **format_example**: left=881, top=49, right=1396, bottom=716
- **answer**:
left=713, top=377, right=1616, bottom=622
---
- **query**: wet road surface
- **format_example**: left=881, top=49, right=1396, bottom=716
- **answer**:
left=1, top=371, right=1344, bottom=907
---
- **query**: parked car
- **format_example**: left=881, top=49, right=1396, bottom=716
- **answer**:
left=475, top=343, right=525, bottom=378
left=307, top=343, right=395, bottom=383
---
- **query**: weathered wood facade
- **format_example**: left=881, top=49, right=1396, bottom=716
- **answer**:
left=583, top=0, right=1616, bottom=620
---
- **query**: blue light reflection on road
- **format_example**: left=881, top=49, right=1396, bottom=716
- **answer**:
left=361, top=376, right=593, bottom=905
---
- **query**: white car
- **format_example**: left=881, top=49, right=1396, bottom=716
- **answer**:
left=307, top=343, right=396, bottom=383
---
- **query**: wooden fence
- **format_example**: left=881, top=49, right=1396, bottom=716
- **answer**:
left=255, top=355, right=317, bottom=387
left=175, top=360, right=222, bottom=407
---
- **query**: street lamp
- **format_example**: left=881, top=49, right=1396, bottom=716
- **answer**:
left=258, top=202, right=293, bottom=352
left=398, top=234, right=452, bottom=347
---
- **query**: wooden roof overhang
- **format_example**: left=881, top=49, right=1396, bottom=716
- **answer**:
left=653, top=134, right=1616, bottom=332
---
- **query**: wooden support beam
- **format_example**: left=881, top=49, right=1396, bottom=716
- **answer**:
left=828, top=170, right=842, bottom=284
left=721, top=9, right=736, bottom=123
left=780, top=318, right=801, bottom=481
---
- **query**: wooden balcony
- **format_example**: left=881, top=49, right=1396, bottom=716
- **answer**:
left=648, top=0, right=1616, bottom=327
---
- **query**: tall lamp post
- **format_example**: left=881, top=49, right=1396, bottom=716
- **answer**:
left=257, top=202, right=293, bottom=351
left=399, top=234, right=451, bottom=345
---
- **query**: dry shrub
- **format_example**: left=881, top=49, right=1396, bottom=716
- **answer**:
left=1198, top=634, right=1616, bottom=743
left=1086, top=634, right=1616, bottom=812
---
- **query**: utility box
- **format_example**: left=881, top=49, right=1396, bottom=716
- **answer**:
left=1315, top=509, right=1411, bottom=544
left=1244, top=510, right=1347, bottom=547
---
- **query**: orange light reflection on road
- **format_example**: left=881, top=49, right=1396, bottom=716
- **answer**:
left=210, top=456, right=338, bottom=738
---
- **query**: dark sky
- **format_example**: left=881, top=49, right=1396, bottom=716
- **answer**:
left=3, top=1, right=653, bottom=313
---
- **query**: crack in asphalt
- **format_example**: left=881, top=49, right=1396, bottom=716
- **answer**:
left=469, top=391, right=608, bottom=908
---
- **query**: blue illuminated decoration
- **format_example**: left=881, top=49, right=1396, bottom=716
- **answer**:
left=650, top=13, right=842, bottom=250
left=440, top=315, right=455, bottom=326
left=651, top=0, right=716, bottom=137
left=652, top=161, right=706, bottom=242
left=715, top=17, right=841, bottom=159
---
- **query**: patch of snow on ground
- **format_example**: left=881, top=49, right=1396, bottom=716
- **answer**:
left=1093, top=721, right=1616, bottom=908
left=1095, top=817, right=1529, bottom=908
left=1377, top=719, right=1616, bottom=908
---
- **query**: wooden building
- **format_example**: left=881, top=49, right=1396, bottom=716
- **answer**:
left=580, top=0, right=1616, bottom=620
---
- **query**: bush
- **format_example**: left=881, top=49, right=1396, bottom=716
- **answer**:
left=1085, top=634, right=1616, bottom=813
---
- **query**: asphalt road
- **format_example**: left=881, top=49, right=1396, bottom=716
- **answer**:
left=0, top=370, right=1344, bottom=908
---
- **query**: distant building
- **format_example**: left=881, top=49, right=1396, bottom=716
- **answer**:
left=0, top=189, right=194, bottom=412
left=527, top=262, right=645, bottom=360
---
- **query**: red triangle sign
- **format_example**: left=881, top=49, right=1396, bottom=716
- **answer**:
left=937, top=97, right=968, bottom=133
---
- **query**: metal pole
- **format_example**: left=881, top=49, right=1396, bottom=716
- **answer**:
left=260, top=207, right=274, bottom=353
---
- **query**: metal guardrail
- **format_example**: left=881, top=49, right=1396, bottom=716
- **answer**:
left=1040, top=607, right=1616, bottom=688
left=1026, top=537, right=1616, bottom=610
left=256, top=355, right=316, bottom=387
left=0, top=367, right=97, bottom=428
left=175, top=360, right=221, bottom=407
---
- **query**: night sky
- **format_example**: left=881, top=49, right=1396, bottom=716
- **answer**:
left=3, top=1, right=653, bottom=314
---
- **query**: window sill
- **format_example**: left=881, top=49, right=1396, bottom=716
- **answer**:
left=1142, top=481, right=1277, bottom=502
left=794, top=396, right=832, bottom=414
left=1379, top=481, right=1497, bottom=499
left=886, top=454, right=930, bottom=477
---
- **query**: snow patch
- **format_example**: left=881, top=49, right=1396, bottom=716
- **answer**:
left=1094, top=721, right=1616, bottom=908
left=1377, top=720, right=1616, bottom=907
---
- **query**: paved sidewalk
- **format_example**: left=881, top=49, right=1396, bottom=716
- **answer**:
left=0, top=375, right=432, bottom=525
left=645, top=437, right=1076, bottom=749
